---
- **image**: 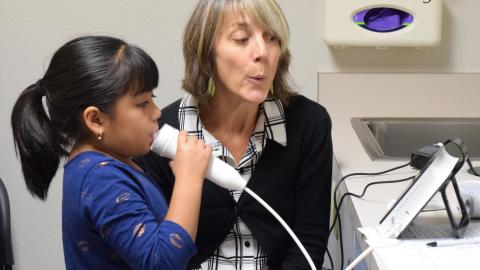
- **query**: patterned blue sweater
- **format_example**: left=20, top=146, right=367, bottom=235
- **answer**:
left=62, top=151, right=196, bottom=269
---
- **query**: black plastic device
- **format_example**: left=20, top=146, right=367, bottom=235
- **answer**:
left=410, top=144, right=441, bottom=170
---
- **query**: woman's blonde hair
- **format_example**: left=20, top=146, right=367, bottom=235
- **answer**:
left=182, top=0, right=296, bottom=104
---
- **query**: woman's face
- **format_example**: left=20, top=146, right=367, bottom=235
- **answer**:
left=101, top=91, right=161, bottom=160
left=213, top=11, right=281, bottom=105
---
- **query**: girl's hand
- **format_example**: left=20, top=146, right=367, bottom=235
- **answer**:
left=166, top=131, right=212, bottom=239
left=169, top=131, right=212, bottom=183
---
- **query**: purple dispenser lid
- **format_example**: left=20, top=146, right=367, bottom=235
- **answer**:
left=354, top=8, right=413, bottom=33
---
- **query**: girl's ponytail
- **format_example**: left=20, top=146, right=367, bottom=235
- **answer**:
left=11, top=81, right=64, bottom=200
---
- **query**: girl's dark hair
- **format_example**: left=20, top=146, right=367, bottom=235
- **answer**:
left=11, top=36, right=158, bottom=200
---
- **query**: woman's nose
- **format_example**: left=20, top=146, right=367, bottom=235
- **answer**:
left=252, top=36, right=267, bottom=62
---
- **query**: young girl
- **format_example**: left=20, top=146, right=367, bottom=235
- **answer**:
left=11, top=36, right=212, bottom=269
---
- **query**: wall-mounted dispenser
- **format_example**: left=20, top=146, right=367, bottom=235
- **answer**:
left=322, top=0, right=443, bottom=48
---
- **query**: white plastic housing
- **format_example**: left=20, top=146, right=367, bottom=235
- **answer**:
left=323, top=0, right=443, bottom=47
left=151, top=124, right=247, bottom=191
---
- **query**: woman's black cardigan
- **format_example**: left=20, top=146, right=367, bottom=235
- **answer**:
left=135, top=95, right=333, bottom=269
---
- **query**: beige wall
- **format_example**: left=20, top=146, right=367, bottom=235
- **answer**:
left=1, top=0, right=479, bottom=269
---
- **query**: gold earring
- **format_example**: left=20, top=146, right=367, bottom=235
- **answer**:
left=207, top=77, right=215, bottom=97
left=97, top=131, right=103, bottom=141
left=269, top=82, right=274, bottom=95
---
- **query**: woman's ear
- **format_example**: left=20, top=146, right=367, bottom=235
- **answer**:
left=82, top=106, right=108, bottom=139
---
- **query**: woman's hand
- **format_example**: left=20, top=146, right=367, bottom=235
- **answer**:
left=169, top=130, right=212, bottom=185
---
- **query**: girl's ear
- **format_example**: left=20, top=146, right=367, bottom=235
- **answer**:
left=82, top=106, right=108, bottom=138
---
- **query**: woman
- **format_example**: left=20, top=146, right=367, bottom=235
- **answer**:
left=136, top=0, right=333, bottom=269
left=11, top=36, right=212, bottom=269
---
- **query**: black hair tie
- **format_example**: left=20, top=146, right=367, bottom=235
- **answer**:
left=35, top=79, right=45, bottom=96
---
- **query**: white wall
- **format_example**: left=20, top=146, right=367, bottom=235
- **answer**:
left=1, top=0, right=479, bottom=269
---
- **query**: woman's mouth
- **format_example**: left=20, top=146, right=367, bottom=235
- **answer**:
left=248, top=75, right=266, bottom=85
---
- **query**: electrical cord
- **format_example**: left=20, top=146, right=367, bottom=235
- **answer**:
left=336, top=176, right=416, bottom=216
left=466, top=157, right=480, bottom=177
left=334, top=175, right=415, bottom=270
left=326, top=161, right=412, bottom=270
left=325, top=247, right=334, bottom=270
left=334, top=162, right=412, bottom=270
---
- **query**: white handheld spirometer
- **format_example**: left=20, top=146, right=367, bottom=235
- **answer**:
left=151, top=124, right=317, bottom=270
left=151, top=124, right=247, bottom=191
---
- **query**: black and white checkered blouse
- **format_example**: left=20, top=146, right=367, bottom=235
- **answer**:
left=178, top=94, right=287, bottom=270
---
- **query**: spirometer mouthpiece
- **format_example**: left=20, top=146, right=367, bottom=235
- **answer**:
left=151, top=124, right=247, bottom=191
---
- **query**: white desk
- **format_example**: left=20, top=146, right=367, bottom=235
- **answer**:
left=318, top=73, right=480, bottom=270
left=331, top=147, right=480, bottom=270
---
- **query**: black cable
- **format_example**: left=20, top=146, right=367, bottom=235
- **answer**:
left=466, top=157, right=480, bottom=177
left=326, top=247, right=334, bottom=270
left=337, top=176, right=416, bottom=216
left=326, top=161, right=412, bottom=270
left=336, top=162, right=412, bottom=270
left=330, top=161, right=413, bottom=238
left=338, top=175, right=415, bottom=270
left=337, top=203, right=343, bottom=270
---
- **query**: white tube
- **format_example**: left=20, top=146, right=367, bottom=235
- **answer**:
left=344, top=246, right=374, bottom=270
left=344, top=225, right=402, bottom=270
left=244, top=187, right=317, bottom=270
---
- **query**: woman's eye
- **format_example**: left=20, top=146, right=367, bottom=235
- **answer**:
left=266, top=33, right=279, bottom=42
left=234, top=37, right=249, bottom=44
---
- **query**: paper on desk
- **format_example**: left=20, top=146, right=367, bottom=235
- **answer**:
left=357, top=226, right=435, bottom=269
left=358, top=223, right=480, bottom=270
left=400, top=222, right=480, bottom=239
left=374, top=239, right=480, bottom=270
left=358, top=226, right=392, bottom=242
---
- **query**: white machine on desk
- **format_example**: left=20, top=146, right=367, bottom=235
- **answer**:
left=377, top=143, right=467, bottom=239
left=459, top=180, right=480, bottom=218
left=346, top=143, right=471, bottom=270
